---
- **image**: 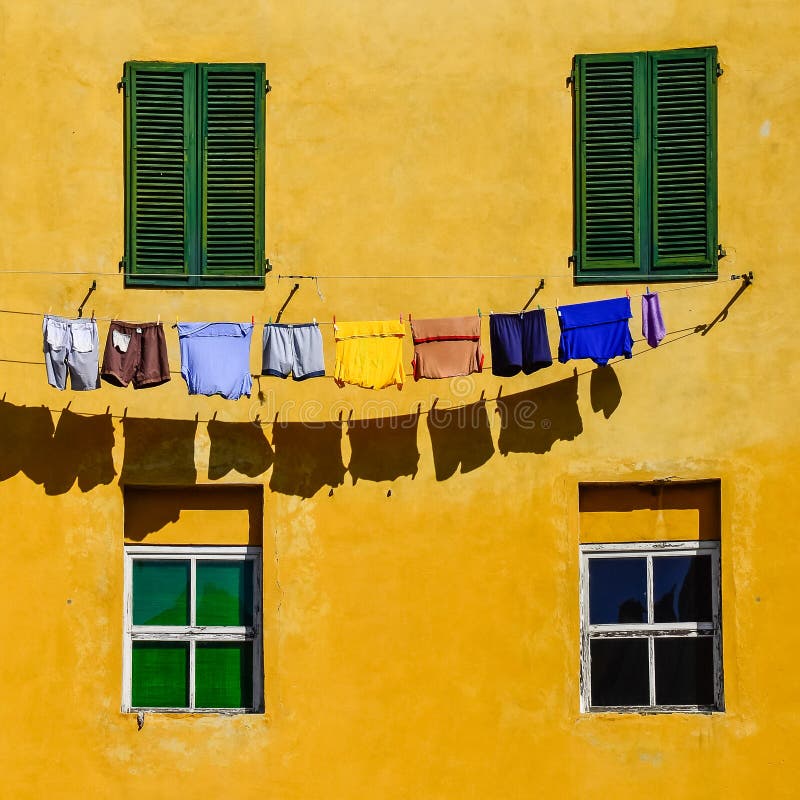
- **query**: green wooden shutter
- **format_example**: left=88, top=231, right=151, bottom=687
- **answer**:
left=199, top=64, right=266, bottom=284
left=575, top=53, right=648, bottom=278
left=650, top=48, right=718, bottom=274
left=125, top=62, right=197, bottom=284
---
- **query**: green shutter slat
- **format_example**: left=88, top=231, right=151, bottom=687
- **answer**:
left=125, top=63, right=196, bottom=281
left=200, top=65, right=265, bottom=282
left=575, top=53, right=647, bottom=275
left=651, top=48, right=717, bottom=271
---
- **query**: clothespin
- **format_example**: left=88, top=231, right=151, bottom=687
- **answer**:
left=408, top=312, right=412, bottom=323
left=537, top=304, right=542, bottom=311
left=333, top=313, right=337, bottom=332
left=400, top=313, right=403, bottom=324
left=312, top=317, right=317, bottom=325
left=268, top=315, right=272, bottom=324
left=157, top=313, right=161, bottom=325
left=625, top=288, right=630, bottom=299
left=251, top=314, right=255, bottom=325
left=646, top=286, right=651, bottom=295
left=478, top=308, right=482, bottom=318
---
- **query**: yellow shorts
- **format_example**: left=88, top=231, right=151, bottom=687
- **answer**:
left=334, top=320, right=406, bottom=389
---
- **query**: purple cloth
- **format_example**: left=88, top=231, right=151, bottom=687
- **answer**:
left=642, top=293, right=666, bottom=348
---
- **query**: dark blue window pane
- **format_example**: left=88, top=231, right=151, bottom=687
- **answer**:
left=590, top=638, right=650, bottom=707
left=589, top=557, right=646, bottom=624
left=654, top=637, right=715, bottom=705
left=653, top=556, right=712, bottom=623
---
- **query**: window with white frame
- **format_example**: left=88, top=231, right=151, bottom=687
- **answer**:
left=123, top=546, right=262, bottom=713
left=579, top=541, right=723, bottom=712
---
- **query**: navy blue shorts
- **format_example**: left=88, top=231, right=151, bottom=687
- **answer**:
left=489, top=309, right=553, bottom=377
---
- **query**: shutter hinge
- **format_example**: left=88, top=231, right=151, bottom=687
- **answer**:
left=566, top=68, right=575, bottom=89
left=568, top=252, right=578, bottom=268
left=264, top=258, right=273, bottom=273
left=117, top=76, right=126, bottom=95
left=118, top=257, right=127, bottom=273
left=265, top=79, right=271, bottom=94
left=717, top=244, right=727, bottom=260
left=716, top=62, right=723, bottom=78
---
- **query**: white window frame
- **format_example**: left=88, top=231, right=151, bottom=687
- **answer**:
left=579, top=540, right=723, bottom=713
left=122, top=545, right=263, bottom=714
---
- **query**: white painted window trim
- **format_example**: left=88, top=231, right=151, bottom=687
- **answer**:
left=122, top=545, right=263, bottom=714
left=579, top=540, right=723, bottom=714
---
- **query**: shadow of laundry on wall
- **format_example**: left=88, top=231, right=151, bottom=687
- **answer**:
left=590, top=366, right=622, bottom=419
left=347, top=412, right=420, bottom=484
left=0, top=398, right=55, bottom=486
left=427, top=400, right=494, bottom=481
left=45, top=409, right=116, bottom=494
left=269, top=421, right=345, bottom=498
left=496, top=374, right=583, bottom=455
left=120, top=417, right=198, bottom=485
left=207, top=420, right=274, bottom=479
left=0, top=399, right=115, bottom=494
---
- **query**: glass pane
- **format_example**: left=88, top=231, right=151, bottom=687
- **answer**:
left=653, top=555, right=712, bottom=623
left=195, top=642, right=253, bottom=709
left=131, top=641, right=189, bottom=708
left=590, top=638, right=650, bottom=707
left=654, top=637, right=715, bottom=706
left=589, top=557, right=647, bottom=624
left=132, top=560, right=190, bottom=626
left=196, top=561, right=254, bottom=627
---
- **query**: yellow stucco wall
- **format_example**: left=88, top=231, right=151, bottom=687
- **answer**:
left=0, top=0, right=799, bottom=797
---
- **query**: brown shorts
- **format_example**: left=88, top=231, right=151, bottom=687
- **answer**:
left=100, top=321, right=171, bottom=389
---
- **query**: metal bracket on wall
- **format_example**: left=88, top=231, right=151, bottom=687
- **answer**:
left=77, top=280, right=97, bottom=318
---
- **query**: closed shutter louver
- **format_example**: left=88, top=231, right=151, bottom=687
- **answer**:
left=200, top=65, right=266, bottom=281
left=126, top=63, right=196, bottom=281
left=651, top=49, right=717, bottom=271
left=576, top=54, right=647, bottom=272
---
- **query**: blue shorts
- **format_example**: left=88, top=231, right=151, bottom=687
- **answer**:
left=178, top=322, right=253, bottom=400
left=489, top=309, right=553, bottom=377
left=557, top=297, right=633, bottom=366
left=262, top=323, right=325, bottom=380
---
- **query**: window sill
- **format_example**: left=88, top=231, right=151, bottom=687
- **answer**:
left=575, top=271, right=718, bottom=286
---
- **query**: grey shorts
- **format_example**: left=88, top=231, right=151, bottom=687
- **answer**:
left=43, top=315, right=101, bottom=391
left=262, top=323, right=325, bottom=380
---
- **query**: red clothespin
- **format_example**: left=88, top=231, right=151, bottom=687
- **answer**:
left=251, top=314, right=255, bottom=324
left=400, top=313, right=403, bottom=324
left=625, top=288, right=630, bottom=299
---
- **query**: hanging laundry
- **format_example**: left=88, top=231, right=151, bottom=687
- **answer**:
left=410, top=316, right=483, bottom=380
left=642, top=292, right=666, bottom=348
left=262, top=322, right=325, bottom=380
left=43, top=315, right=101, bottom=391
left=177, top=322, right=253, bottom=400
left=333, top=320, right=405, bottom=389
left=557, top=297, right=633, bottom=367
left=489, top=309, right=552, bottom=377
left=101, top=321, right=171, bottom=389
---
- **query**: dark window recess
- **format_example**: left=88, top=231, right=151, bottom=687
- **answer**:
left=123, top=62, right=266, bottom=288
left=573, top=47, right=719, bottom=283
left=654, top=637, right=715, bottom=706
left=589, top=557, right=647, bottom=624
left=590, top=638, right=650, bottom=707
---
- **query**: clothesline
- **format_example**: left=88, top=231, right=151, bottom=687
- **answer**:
left=0, top=275, right=750, bottom=325
left=0, top=324, right=706, bottom=425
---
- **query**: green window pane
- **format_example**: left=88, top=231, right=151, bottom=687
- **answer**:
left=133, top=560, right=190, bottom=626
left=196, top=561, right=254, bottom=627
left=131, top=641, right=189, bottom=708
left=195, top=642, right=253, bottom=709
